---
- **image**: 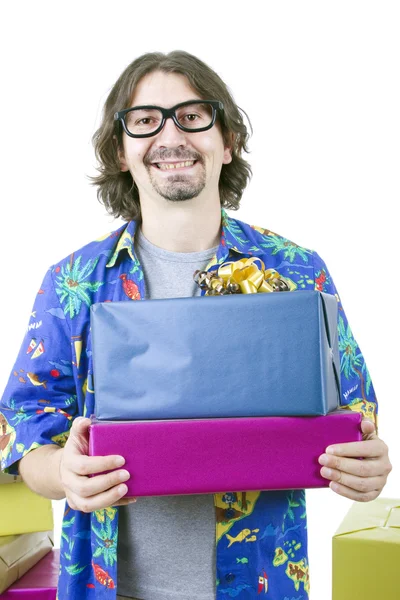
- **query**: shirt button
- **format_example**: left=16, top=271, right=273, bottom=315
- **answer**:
left=225, top=573, right=236, bottom=583
left=225, top=508, right=235, bottom=519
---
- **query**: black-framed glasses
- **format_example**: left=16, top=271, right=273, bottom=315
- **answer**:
left=114, top=99, right=224, bottom=138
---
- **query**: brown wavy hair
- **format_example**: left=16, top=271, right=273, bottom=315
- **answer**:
left=87, top=50, right=253, bottom=222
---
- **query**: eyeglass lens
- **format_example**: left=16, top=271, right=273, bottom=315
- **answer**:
left=124, top=102, right=214, bottom=135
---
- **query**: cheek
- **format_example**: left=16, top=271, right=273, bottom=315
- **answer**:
left=136, top=144, right=151, bottom=165
left=203, top=133, right=223, bottom=152
left=129, top=150, right=152, bottom=175
left=123, top=136, right=152, bottom=164
left=197, top=137, right=225, bottom=165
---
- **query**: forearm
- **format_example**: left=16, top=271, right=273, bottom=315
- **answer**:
left=18, top=444, right=66, bottom=500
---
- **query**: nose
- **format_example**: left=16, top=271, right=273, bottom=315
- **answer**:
left=153, top=115, right=187, bottom=148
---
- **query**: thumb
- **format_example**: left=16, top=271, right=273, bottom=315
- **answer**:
left=71, top=416, right=92, bottom=435
left=68, top=416, right=92, bottom=454
left=361, top=418, right=377, bottom=439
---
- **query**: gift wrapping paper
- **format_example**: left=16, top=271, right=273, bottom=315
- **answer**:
left=0, top=549, right=59, bottom=599
left=332, top=497, right=400, bottom=600
left=0, top=531, right=53, bottom=594
left=91, top=290, right=341, bottom=420
left=89, top=410, right=362, bottom=496
left=0, top=483, right=53, bottom=536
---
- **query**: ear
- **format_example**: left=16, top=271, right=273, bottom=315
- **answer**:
left=222, top=132, right=235, bottom=165
left=113, top=134, right=130, bottom=172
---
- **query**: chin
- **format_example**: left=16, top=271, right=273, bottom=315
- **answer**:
left=154, top=181, right=206, bottom=202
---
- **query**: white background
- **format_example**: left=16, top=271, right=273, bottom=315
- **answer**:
left=0, top=2, right=399, bottom=599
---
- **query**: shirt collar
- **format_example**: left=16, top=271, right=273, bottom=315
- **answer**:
left=106, top=220, right=138, bottom=268
left=106, top=207, right=264, bottom=269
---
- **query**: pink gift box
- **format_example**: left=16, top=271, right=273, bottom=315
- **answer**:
left=89, top=411, right=362, bottom=496
left=0, top=550, right=59, bottom=600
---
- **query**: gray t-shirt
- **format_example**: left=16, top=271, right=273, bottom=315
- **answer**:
left=117, top=227, right=219, bottom=600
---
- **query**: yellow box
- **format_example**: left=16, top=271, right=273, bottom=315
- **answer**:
left=0, top=530, right=53, bottom=594
left=0, top=482, right=53, bottom=536
left=0, top=473, right=22, bottom=484
left=332, top=497, right=400, bottom=600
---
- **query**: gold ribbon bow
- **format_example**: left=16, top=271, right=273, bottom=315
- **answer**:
left=194, top=258, right=293, bottom=295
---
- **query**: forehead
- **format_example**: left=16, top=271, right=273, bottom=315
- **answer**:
left=130, top=71, right=202, bottom=108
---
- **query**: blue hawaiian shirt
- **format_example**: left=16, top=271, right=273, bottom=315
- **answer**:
left=0, top=208, right=378, bottom=600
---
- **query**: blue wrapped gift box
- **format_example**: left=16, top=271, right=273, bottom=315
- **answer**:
left=90, top=290, right=341, bottom=420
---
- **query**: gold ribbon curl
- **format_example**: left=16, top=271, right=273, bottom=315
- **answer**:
left=194, top=258, right=293, bottom=295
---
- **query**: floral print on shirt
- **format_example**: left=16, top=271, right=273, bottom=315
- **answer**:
left=0, top=208, right=377, bottom=600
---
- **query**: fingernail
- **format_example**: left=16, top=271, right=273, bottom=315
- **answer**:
left=128, top=498, right=137, bottom=503
left=318, top=454, right=328, bottom=465
left=321, top=467, right=332, bottom=478
left=119, top=470, right=130, bottom=481
left=326, top=446, right=335, bottom=454
left=118, top=484, right=127, bottom=495
left=115, top=457, right=125, bottom=467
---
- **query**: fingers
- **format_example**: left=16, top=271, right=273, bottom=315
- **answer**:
left=320, top=466, right=386, bottom=495
left=327, top=480, right=381, bottom=502
left=66, top=468, right=131, bottom=498
left=67, top=417, right=92, bottom=455
left=60, top=417, right=138, bottom=513
left=64, top=453, right=126, bottom=476
left=66, top=482, right=132, bottom=513
left=324, top=438, right=386, bottom=459
left=319, top=453, right=385, bottom=478
left=62, top=461, right=137, bottom=512
left=71, top=416, right=92, bottom=433
left=360, top=418, right=376, bottom=433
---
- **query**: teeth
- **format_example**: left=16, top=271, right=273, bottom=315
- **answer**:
left=157, top=161, right=195, bottom=170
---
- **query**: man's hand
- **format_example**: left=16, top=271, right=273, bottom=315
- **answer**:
left=318, top=418, right=392, bottom=501
left=59, top=416, right=137, bottom=513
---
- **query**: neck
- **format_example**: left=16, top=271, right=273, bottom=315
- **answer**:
left=138, top=197, right=222, bottom=253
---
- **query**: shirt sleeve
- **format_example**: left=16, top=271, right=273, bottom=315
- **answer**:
left=0, top=266, right=78, bottom=475
left=312, top=250, right=379, bottom=430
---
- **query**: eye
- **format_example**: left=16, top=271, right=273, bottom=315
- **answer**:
left=184, top=113, right=199, bottom=121
left=136, top=117, right=155, bottom=125
left=176, top=103, right=213, bottom=125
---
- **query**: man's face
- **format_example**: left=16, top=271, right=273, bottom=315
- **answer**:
left=116, top=71, right=233, bottom=204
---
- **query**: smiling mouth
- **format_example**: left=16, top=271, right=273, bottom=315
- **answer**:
left=152, top=160, right=198, bottom=171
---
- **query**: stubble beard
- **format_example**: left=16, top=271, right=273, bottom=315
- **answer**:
left=148, top=162, right=207, bottom=202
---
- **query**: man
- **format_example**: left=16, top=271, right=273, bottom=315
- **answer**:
left=0, top=51, right=391, bottom=600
